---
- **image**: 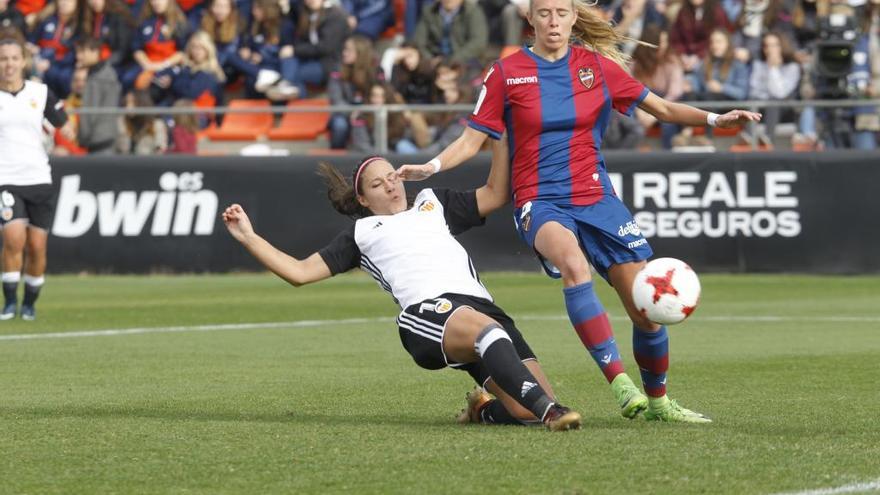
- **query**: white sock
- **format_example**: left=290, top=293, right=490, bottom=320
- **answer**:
left=2, top=272, right=21, bottom=284
left=23, top=275, right=45, bottom=288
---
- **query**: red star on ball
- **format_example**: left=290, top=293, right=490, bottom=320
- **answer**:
left=646, top=269, right=678, bottom=303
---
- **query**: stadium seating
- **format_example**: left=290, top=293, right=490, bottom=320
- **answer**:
left=267, top=98, right=330, bottom=141
left=203, top=99, right=274, bottom=141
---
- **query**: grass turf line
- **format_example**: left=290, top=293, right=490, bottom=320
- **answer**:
left=0, top=273, right=878, bottom=494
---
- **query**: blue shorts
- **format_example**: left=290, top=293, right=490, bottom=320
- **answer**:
left=513, top=196, right=653, bottom=282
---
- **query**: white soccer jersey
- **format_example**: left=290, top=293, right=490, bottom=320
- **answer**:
left=319, top=188, right=492, bottom=310
left=0, top=81, right=63, bottom=186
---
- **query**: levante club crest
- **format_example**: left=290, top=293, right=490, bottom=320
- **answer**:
left=578, top=67, right=595, bottom=89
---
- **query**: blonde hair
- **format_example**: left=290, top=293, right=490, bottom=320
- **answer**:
left=569, top=0, right=630, bottom=68
left=185, top=31, right=226, bottom=82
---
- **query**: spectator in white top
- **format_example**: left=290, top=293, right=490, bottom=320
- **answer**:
left=749, top=31, right=800, bottom=143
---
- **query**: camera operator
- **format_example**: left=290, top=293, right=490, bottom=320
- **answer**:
left=810, top=1, right=878, bottom=149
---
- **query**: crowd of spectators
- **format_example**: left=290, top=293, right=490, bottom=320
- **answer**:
left=0, top=0, right=877, bottom=153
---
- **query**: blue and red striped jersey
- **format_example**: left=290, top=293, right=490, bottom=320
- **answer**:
left=469, top=45, right=649, bottom=208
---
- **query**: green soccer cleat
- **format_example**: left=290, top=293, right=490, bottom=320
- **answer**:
left=611, top=374, right=648, bottom=419
left=644, top=397, right=712, bottom=423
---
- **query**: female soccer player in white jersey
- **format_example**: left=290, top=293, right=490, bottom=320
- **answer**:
left=223, top=147, right=582, bottom=431
left=0, top=35, right=74, bottom=321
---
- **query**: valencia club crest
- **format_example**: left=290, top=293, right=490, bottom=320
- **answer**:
left=578, top=67, right=595, bottom=89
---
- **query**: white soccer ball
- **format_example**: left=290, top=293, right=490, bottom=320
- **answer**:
left=632, top=257, right=701, bottom=325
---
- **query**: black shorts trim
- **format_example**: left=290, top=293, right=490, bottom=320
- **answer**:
left=397, top=293, right=537, bottom=386
left=0, top=184, right=55, bottom=230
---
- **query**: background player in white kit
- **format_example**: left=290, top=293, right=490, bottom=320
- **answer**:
left=223, top=150, right=583, bottom=431
left=0, top=35, right=74, bottom=320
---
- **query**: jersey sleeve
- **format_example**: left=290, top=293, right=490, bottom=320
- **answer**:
left=44, top=89, right=68, bottom=128
left=468, top=62, right=505, bottom=140
left=602, top=57, right=650, bottom=117
left=317, top=225, right=361, bottom=275
left=432, top=188, right=486, bottom=235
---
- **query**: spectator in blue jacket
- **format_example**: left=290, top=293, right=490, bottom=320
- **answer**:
left=689, top=29, right=750, bottom=101
left=267, top=0, right=349, bottom=100
left=404, top=0, right=433, bottom=38
left=199, top=0, right=249, bottom=81
left=672, top=28, right=748, bottom=146
left=79, top=0, right=136, bottom=69
left=340, top=0, right=394, bottom=40
left=237, top=0, right=293, bottom=96
left=29, top=0, right=78, bottom=97
left=121, top=0, right=189, bottom=91
left=158, top=30, right=225, bottom=122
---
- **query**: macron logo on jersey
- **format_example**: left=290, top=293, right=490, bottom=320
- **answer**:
left=506, top=75, right=539, bottom=86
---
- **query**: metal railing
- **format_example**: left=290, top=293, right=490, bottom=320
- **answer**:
left=70, top=98, right=880, bottom=154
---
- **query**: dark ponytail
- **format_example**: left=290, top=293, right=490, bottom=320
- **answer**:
left=316, top=161, right=372, bottom=219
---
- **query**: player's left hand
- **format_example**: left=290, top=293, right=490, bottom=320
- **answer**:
left=716, top=109, right=762, bottom=128
left=396, top=163, right=435, bottom=181
left=59, top=121, right=76, bottom=141
left=222, top=204, right=255, bottom=243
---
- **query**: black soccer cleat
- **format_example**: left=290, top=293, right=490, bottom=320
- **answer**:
left=0, top=301, right=16, bottom=321
left=20, top=304, right=35, bottom=321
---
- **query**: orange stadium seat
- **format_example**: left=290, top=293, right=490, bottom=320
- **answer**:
left=203, top=99, right=273, bottom=141
left=692, top=124, right=741, bottom=137
left=267, top=98, right=330, bottom=141
left=307, top=148, right=348, bottom=156
left=380, top=0, right=407, bottom=39
left=729, top=142, right=773, bottom=152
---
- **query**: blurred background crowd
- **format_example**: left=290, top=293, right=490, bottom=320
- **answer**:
left=1, top=0, right=878, bottom=154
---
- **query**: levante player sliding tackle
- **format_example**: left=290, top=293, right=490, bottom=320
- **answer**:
left=398, top=0, right=762, bottom=423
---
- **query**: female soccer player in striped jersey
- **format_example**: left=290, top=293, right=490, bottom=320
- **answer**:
left=398, top=0, right=764, bottom=423
left=223, top=143, right=582, bottom=431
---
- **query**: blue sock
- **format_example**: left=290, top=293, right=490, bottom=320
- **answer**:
left=632, top=325, right=669, bottom=397
left=563, top=281, right=624, bottom=383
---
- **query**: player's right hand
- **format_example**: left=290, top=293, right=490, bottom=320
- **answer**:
left=222, top=204, right=255, bottom=243
left=396, top=163, right=434, bottom=181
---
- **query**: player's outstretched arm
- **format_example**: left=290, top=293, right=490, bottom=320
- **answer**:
left=475, top=132, right=511, bottom=217
left=397, top=127, right=489, bottom=181
left=638, top=91, right=762, bottom=129
left=222, top=204, right=332, bottom=287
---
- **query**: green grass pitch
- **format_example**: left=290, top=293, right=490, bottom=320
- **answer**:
left=1, top=273, right=878, bottom=494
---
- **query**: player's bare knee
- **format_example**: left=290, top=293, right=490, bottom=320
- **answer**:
left=631, top=313, right=660, bottom=332
left=557, top=254, right=591, bottom=284
left=2, top=229, right=27, bottom=251
left=24, top=240, right=46, bottom=260
left=25, top=241, right=46, bottom=257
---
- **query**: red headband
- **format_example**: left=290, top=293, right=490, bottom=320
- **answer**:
left=353, top=156, right=386, bottom=195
